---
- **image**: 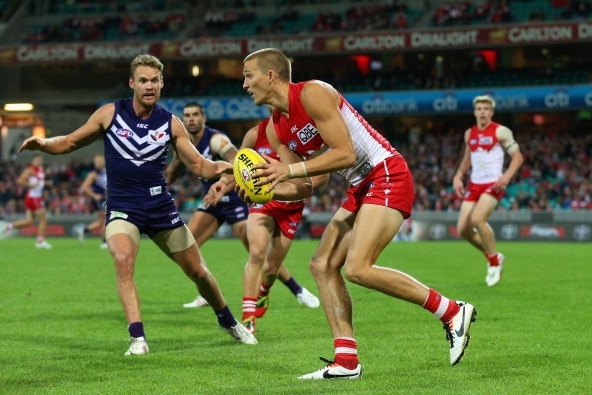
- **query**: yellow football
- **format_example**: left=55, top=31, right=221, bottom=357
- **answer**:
left=233, top=148, right=274, bottom=204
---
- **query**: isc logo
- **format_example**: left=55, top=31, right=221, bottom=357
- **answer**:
left=137, top=123, right=149, bottom=129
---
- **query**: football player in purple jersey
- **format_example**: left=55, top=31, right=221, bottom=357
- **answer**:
left=19, top=54, right=257, bottom=355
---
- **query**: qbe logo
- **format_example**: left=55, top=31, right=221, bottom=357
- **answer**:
left=297, top=123, right=318, bottom=144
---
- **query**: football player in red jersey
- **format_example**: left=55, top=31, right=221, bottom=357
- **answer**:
left=453, top=95, right=523, bottom=286
left=167, top=102, right=319, bottom=313
left=239, top=47, right=477, bottom=379
left=209, top=115, right=325, bottom=333
left=1, top=155, right=52, bottom=249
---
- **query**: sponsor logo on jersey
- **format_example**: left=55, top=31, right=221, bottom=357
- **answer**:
left=478, top=136, right=493, bottom=145
left=356, top=161, right=373, bottom=178
left=149, top=186, right=162, bottom=196
left=115, top=129, right=134, bottom=138
left=109, top=211, right=129, bottom=219
left=288, top=140, right=298, bottom=151
left=148, top=130, right=166, bottom=145
left=297, top=123, right=318, bottom=144
left=258, top=147, right=274, bottom=156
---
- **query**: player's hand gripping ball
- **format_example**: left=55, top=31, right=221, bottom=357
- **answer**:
left=233, top=148, right=274, bottom=204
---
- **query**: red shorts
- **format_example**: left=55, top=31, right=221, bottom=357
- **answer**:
left=463, top=181, right=504, bottom=202
left=341, top=155, right=414, bottom=218
left=249, top=200, right=305, bottom=239
left=24, top=196, right=45, bottom=211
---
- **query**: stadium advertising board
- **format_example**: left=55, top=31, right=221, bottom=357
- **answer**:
left=3, top=20, right=592, bottom=64
left=149, top=85, right=592, bottom=120
left=5, top=212, right=591, bottom=242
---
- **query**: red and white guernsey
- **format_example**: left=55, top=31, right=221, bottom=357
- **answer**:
left=468, top=121, right=505, bottom=184
left=256, top=117, right=304, bottom=205
left=254, top=118, right=279, bottom=161
left=27, top=165, right=45, bottom=198
left=272, top=81, right=398, bottom=186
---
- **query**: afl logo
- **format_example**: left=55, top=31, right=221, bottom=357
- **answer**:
left=241, top=169, right=251, bottom=182
left=258, top=148, right=273, bottom=156
left=116, top=129, right=134, bottom=138
left=288, top=140, right=298, bottom=151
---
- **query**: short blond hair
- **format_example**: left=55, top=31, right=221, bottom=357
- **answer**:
left=244, top=48, right=292, bottom=82
left=473, top=95, right=495, bottom=109
left=130, top=54, right=163, bottom=78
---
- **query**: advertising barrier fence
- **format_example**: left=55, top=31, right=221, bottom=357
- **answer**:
left=3, top=211, right=591, bottom=242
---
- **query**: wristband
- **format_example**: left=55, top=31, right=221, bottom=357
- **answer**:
left=300, top=161, right=308, bottom=177
left=288, top=164, right=294, bottom=178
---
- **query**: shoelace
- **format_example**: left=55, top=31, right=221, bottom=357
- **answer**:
left=319, top=356, right=335, bottom=366
left=443, top=323, right=454, bottom=348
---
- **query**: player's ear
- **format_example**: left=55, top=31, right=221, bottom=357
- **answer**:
left=128, top=77, right=134, bottom=89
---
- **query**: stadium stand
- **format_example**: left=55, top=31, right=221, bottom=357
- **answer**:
left=6, top=0, right=591, bottom=97
left=20, top=0, right=424, bottom=43
left=2, top=119, right=591, bottom=218
left=1, top=0, right=592, bottom=230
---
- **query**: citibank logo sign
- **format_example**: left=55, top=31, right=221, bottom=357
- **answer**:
left=433, top=94, right=458, bottom=112
left=544, top=89, right=569, bottom=108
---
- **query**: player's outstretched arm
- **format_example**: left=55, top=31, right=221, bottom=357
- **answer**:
left=19, top=104, right=112, bottom=155
left=171, top=116, right=232, bottom=179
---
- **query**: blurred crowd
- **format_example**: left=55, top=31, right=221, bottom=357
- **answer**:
left=24, top=11, right=186, bottom=43
left=24, top=1, right=412, bottom=44
left=2, top=125, right=591, bottom=219
left=431, top=0, right=592, bottom=26
left=0, top=159, right=93, bottom=217
left=432, top=0, right=512, bottom=26
left=20, top=0, right=592, bottom=45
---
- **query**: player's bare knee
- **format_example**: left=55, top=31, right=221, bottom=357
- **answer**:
left=249, top=248, right=266, bottom=263
left=113, top=256, right=135, bottom=278
left=343, top=264, right=367, bottom=285
left=470, top=215, right=487, bottom=230
left=187, top=270, right=207, bottom=283
left=309, top=258, right=328, bottom=277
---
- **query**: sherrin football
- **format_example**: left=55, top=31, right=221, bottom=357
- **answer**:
left=233, top=148, right=274, bottom=204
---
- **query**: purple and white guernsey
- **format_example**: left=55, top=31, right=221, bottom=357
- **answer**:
left=104, top=99, right=173, bottom=209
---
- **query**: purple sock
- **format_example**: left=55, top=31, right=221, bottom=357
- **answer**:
left=215, top=306, right=236, bottom=329
left=282, top=277, right=302, bottom=296
left=128, top=322, right=145, bottom=338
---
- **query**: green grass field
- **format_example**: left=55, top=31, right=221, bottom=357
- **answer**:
left=0, top=238, right=590, bottom=394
